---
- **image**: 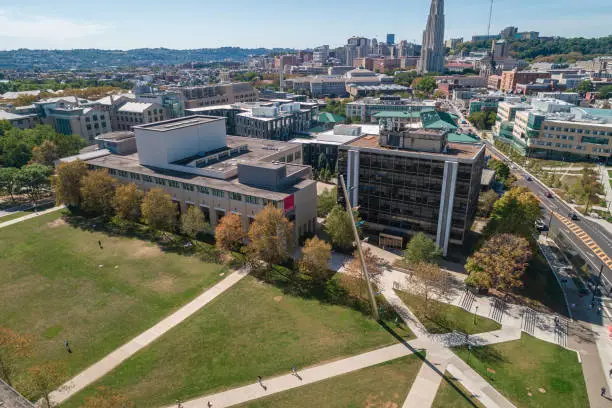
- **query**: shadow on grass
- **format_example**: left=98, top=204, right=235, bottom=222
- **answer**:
left=62, top=209, right=222, bottom=263
left=379, top=321, right=481, bottom=407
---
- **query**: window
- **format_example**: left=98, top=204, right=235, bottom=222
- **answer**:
left=245, top=195, right=261, bottom=205
left=86, top=124, right=92, bottom=130
left=108, top=168, right=117, bottom=175
left=229, top=192, right=242, bottom=201
left=85, top=117, right=91, bottom=122
left=154, top=177, right=167, bottom=186
left=93, top=115, right=98, bottom=121
left=168, top=180, right=180, bottom=188
left=181, top=183, right=194, bottom=191
left=101, top=122, right=107, bottom=128
left=142, top=175, right=153, bottom=182
left=129, top=172, right=140, bottom=180
left=118, top=170, right=129, bottom=178
left=100, top=115, right=105, bottom=120
left=198, top=186, right=210, bottom=194
left=211, top=189, right=225, bottom=198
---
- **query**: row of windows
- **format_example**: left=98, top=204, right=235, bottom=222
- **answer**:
left=533, top=141, right=610, bottom=153
left=107, top=169, right=279, bottom=206
left=543, top=126, right=612, bottom=137
left=85, top=114, right=105, bottom=122
left=86, top=122, right=107, bottom=130
left=543, top=133, right=574, bottom=140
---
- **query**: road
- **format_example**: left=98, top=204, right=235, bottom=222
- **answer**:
left=447, top=102, right=612, bottom=294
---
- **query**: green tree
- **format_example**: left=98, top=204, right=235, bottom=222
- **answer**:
left=317, top=187, right=337, bottom=217
left=598, top=85, right=612, bottom=99
left=487, top=158, right=510, bottom=182
left=394, top=71, right=418, bottom=87
left=403, top=232, right=442, bottom=265
left=484, top=187, right=541, bottom=238
left=412, top=76, right=437, bottom=94
left=16, top=164, right=53, bottom=203
left=247, top=204, right=294, bottom=266
left=576, top=80, right=595, bottom=94
left=299, top=236, right=332, bottom=283
left=113, top=183, right=143, bottom=222
left=478, top=190, right=499, bottom=217
left=324, top=205, right=358, bottom=251
left=3, top=142, right=31, bottom=168
left=0, top=167, right=20, bottom=202
left=80, top=169, right=117, bottom=216
left=180, top=205, right=210, bottom=240
left=465, top=233, right=532, bottom=292
left=31, top=140, right=59, bottom=166
left=53, top=160, right=88, bottom=207
left=141, top=188, right=177, bottom=231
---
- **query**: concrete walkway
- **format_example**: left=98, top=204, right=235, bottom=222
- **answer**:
left=169, top=341, right=424, bottom=408
left=0, top=204, right=65, bottom=229
left=402, top=348, right=449, bottom=408
left=49, top=268, right=250, bottom=406
left=598, top=164, right=612, bottom=216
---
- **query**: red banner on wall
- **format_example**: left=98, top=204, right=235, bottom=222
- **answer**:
left=284, top=195, right=295, bottom=213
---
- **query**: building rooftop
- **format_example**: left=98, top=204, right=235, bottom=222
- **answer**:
left=374, top=111, right=422, bottom=119
left=95, top=131, right=135, bottom=141
left=135, top=116, right=224, bottom=131
left=118, top=101, right=155, bottom=113
left=0, top=379, right=35, bottom=408
left=0, top=110, right=36, bottom=120
left=346, top=135, right=484, bottom=161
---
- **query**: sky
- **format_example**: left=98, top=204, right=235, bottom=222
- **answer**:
left=0, top=0, right=610, bottom=50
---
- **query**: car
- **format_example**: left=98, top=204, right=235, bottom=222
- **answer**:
left=526, top=176, right=532, bottom=181
left=579, top=288, right=590, bottom=296
left=545, top=191, right=553, bottom=198
left=568, top=212, right=579, bottom=221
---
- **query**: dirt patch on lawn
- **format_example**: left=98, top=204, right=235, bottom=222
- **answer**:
left=364, top=395, right=397, bottom=408
left=128, top=242, right=162, bottom=259
left=47, top=218, right=66, bottom=228
left=274, top=295, right=283, bottom=302
left=147, top=274, right=175, bottom=293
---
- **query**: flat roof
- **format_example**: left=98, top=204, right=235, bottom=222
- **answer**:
left=134, top=115, right=225, bottom=131
left=345, top=135, right=483, bottom=161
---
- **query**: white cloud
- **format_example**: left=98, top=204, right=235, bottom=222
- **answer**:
left=0, top=10, right=109, bottom=42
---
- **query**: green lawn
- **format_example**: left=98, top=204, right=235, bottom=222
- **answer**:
left=0, top=210, right=28, bottom=222
left=454, top=334, right=588, bottom=408
left=394, top=290, right=501, bottom=334
left=0, top=211, right=227, bottom=397
left=432, top=371, right=485, bottom=408
left=234, top=354, right=423, bottom=408
left=63, top=276, right=414, bottom=407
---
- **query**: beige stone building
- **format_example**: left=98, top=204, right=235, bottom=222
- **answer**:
left=178, top=83, right=259, bottom=109
left=116, top=102, right=166, bottom=131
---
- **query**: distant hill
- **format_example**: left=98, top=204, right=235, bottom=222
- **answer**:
left=0, top=47, right=295, bottom=71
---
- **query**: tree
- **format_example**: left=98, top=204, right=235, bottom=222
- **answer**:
left=317, top=187, right=337, bottom=217
left=141, top=188, right=177, bottom=231
left=409, top=262, right=450, bottom=317
left=53, top=160, right=88, bottom=207
left=82, top=386, right=134, bottom=408
left=598, top=85, right=612, bottom=99
left=324, top=205, right=354, bottom=251
left=412, top=76, right=437, bottom=94
left=342, top=247, right=388, bottom=300
left=31, top=140, right=59, bottom=166
left=113, top=183, right=143, bottom=222
left=0, top=327, right=33, bottom=386
left=478, top=190, right=499, bottom=217
left=80, top=170, right=117, bottom=216
left=299, top=237, right=332, bottom=283
left=16, top=164, right=53, bottom=203
left=403, top=232, right=442, bottom=265
left=24, top=363, right=64, bottom=408
left=215, top=213, right=245, bottom=252
left=433, top=90, right=446, bottom=99
left=181, top=205, right=210, bottom=240
left=567, top=167, right=601, bottom=213
left=3, top=142, right=31, bottom=168
left=247, top=204, right=294, bottom=266
left=0, top=167, right=19, bottom=202
left=487, top=159, right=510, bottom=182
left=576, top=80, right=595, bottom=94
left=484, top=187, right=540, bottom=238
left=465, top=233, right=532, bottom=292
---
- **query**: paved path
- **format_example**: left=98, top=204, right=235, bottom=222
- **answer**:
left=402, top=348, right=449, bottom=408
left=598, top=164, right=612, bottom=216
left=49, top=268, right=250, bottom=406
left=169, top=341, right=425, bottom=408
left=0, top=204, right=65, bottom=229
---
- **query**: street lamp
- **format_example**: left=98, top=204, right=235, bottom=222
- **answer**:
left=593, top=263, right=605, bottom=301
left=473, top=305, right=479, bottom=326
left=545, top=205, right=558, bottom=238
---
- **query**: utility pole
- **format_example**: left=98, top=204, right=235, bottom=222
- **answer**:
left=593, top=263, right=604, bottom=301
left=339, top=175, right=380, bottom=320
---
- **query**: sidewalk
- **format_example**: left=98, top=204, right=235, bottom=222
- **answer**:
left=49, top=268, right=250, bottom=406
left=0, top=204, right=65, bottom=229
left=598, top=164, right=612, bottom=217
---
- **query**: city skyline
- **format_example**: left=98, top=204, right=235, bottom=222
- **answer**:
left=0, top=0, right=610, bottom=50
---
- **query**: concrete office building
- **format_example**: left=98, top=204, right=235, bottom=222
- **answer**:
left=185, top=100, right=318, bottom=141
left=36, top=97, right=109, bottom=144
left=496, top=99, right=612, bottom=161
left=178, top=83, right=259, bottom=109
left=386, top=34, right=395, bottom=46
left=499, top=69, right=551, bottom=93
left=116, top=102, right=166, bottom=131
left=0, top=110, right=39, bottom=129
left=80, top=116, right=317, bottom=241
left=88, top=93, right=135, bottom=131
left=418, top=0, right=445, bottom=74
left=338, top=120, right=484, bottom=254
left=444, top=38, right=463, bottom=50
left=346, top=96, right=436, bottom=122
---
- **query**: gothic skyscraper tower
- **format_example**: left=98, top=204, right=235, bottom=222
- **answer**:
left=417, top=0, right=445, bottom=74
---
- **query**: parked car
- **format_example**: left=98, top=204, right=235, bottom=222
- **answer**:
left=545, top=191, right=553, bottom=198
left=526, top=176, right=532, bottom=181
left=568, top=212, right=579, bottom=221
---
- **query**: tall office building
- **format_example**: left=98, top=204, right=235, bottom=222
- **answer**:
left=386, top=33, right=395, bottom=46
left=417, top=0, right=445, bottom=74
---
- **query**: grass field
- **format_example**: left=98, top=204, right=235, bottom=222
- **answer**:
left=454, top=334, right=588, bottom=408
left=394, top=290, right=501, bottom=334
left=0, top=211, right=228, bottom=397
left=432, top=371, right=485, bottom=408
left=233, top=354, right=423, bottom=408
left=63, top=276, right=414, bottom=407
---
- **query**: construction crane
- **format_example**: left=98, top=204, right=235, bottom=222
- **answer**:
left=486, top=0, right=494, bottom=37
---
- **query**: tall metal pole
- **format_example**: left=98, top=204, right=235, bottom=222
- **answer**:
left=339, top=175, right=380, bottom=320
left=486, top=0, right=494, bottom=37
left=593, top=263, right=604, bottom=301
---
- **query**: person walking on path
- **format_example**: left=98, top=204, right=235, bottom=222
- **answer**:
left=609, top=368, right=612, bottom=378
left=207, top=402, right=212, bottom=408
left=257, top=376, right=267, bottom=391
left=602, top=387, right=606, bottom=397
left=64, top=340, right=72, bottom=354
left=98, top=240, right=103, bottom=249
